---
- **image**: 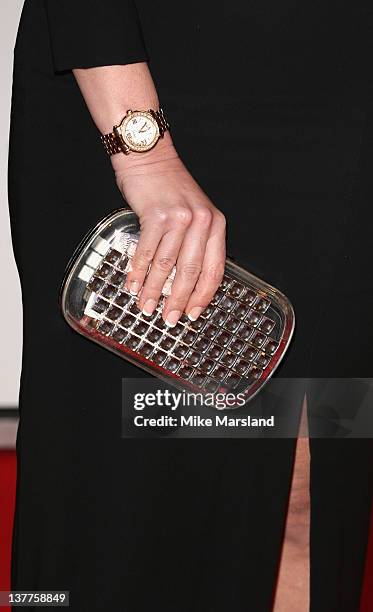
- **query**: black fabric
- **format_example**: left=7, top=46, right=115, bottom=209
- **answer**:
left=45, top=0, right=148, bottom=71
left=8, top=1, right=373, bottom=611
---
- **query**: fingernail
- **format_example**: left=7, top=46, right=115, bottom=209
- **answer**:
left=142, top=298, right=157, bottom=317
left=188, top=306, right=203, bottom=321
left=129, top=280, right=140, bottom=295
left=165, top=310, right=181, bottom=328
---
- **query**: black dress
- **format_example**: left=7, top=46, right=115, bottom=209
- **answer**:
left=8, top=1, right=373, bottom=611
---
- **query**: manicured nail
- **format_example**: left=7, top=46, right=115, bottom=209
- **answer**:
left=129, top=280, right=140, bottom=295
left=142, top=298, right=157, bottom=317
left=188, top=306, right=203, bottom=321
left=165, top=310, right=181, bottom=328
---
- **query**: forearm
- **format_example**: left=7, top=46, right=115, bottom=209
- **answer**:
left=73, top=63, right=175, bottom=172
left=73, top=62, right=158, bottom=134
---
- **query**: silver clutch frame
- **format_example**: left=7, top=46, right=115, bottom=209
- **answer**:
left=60, top=208, right=295, bottom=408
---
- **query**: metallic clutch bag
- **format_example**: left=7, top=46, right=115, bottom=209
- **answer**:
left=60, top=208, right=295, bottom=407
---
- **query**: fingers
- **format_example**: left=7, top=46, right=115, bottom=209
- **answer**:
left=125, top=220, right=163, bottom=296
left=185, top=211, right=226, bottom=320
left=137, top=228, right=185, bottom=316
left=127, top=202, right=226, bottom=326
left=136, top=205, right=192, bottom=316
left=162, top=207, right=225, bottom=326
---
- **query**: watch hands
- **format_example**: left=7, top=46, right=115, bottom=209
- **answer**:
left=139, top=121, right=150, bottom=133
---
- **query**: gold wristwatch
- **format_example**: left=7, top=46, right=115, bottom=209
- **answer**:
left=101, top=108, right=170, bottom=156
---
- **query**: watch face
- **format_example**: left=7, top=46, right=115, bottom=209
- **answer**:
left=120, top=111, right=160, bottom=152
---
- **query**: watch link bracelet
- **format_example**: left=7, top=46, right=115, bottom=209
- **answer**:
left=101, top=108, right=170, bottom=156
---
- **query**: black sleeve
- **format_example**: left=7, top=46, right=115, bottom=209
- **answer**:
left=45, top=0, right=149, bottom=72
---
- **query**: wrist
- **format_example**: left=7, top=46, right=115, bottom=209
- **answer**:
left=111, top=132, right=178, bottom=176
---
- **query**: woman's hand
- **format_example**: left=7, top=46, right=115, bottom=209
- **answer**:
left=72, top=64, right=226, bottom=326
left=112, top=135, right=226, bottom=327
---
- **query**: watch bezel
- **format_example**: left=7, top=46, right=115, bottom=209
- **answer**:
left=117, top=110, right=160, bottom=153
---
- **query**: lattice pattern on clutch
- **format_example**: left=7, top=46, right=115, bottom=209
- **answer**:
left=60, top=209, right=295, bottom=407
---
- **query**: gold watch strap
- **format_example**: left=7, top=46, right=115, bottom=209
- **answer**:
left=101, top=132, right=125, bottom=157
left=149, top=108, right=170, bottom=137
left=101, top=108, right=170, bottom=157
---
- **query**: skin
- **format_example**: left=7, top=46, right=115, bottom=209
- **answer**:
left=273, top=399, right=310, bottom=612
left=73, top=63, right=226, bottom=327
left=73, top=62, right=310, bottom=608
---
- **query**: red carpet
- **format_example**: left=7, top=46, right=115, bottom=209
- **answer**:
left=361, top=510, right=373, bottom=612
left=0, top=450, right=372, bottom=610
left=0, top=451, right=16, bottom=612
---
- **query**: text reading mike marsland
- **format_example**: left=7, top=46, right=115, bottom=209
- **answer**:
left=133, top=415, right=275, bottom=428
